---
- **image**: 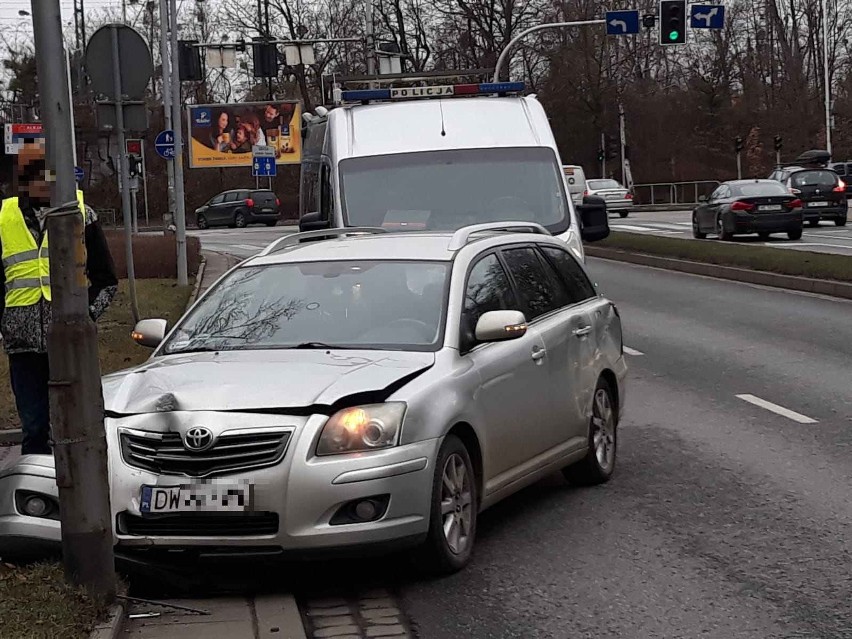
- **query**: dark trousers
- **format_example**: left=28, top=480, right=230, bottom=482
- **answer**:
left=8, top=352, right=52, bottom=455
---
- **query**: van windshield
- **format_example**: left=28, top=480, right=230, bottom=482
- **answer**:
left=339, top=148, right=570, bottom=234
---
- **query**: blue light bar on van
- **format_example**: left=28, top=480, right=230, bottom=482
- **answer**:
left=338, top=81, right=526, bottom=103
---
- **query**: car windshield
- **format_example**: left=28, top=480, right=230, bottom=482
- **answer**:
left=729, top=183, right=789, bottom=197
left=162, top=261, right=449, bottom=354
left=791, top=170, right=838, bottom=187
left=587, top=179, right=622, bottom=190
left=340, top=148, right=570, bottom=234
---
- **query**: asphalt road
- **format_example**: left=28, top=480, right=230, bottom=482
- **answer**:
left=187, top=224, right=297, bottom=259
left=612, top=207, right=852, bottom=255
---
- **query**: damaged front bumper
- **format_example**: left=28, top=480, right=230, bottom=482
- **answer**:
left=0, top=455, right=62, bottom=559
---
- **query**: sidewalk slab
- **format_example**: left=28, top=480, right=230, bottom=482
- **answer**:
left=124, top=597, right=254, bottom=638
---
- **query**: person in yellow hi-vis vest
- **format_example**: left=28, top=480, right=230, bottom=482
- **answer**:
left=1, top=141, right=117, bottom=455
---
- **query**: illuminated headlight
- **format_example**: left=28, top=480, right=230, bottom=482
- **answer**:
left=317, top=403, right=406, bottom=456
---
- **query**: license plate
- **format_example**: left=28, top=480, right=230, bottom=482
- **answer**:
left=140, top=481, right=252, bottom=514
left=263, top=208, right=274, bottom=212
left=809, top=201, right=829, bottom=207
left=759, top=204, right=782, bottom=211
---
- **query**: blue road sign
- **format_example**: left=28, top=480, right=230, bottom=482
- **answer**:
left=690, top=4, right=725, bottom=29
left=606, top=10, right=641, bottom=35
left=154, top=129, right=176, bottom=159
left=252, top=156, right=276, bottom=177
left=74, top=166, right=84, bottom=182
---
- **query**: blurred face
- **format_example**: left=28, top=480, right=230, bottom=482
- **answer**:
left=235, top=127, right=247, bottom=144
left=264, top=105, right=278, bottom=122
left=17, top=142, right=51, bottom=203
left=217, top=112, right=229, bottom=130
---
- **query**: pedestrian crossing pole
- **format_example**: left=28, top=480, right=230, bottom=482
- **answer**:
left=30, top=0, right=116, bottom=603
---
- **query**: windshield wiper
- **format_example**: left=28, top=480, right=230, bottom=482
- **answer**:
left=289, top=342, right=350, bottom=350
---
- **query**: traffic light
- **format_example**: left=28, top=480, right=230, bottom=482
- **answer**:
left=252, top=37, right=279, bottom=78
left=127, top=154, right=142, bottom=179
left=774, top=135, right=783, bottom=152
left=606, top=135, right=619, bottom=161
left=597, top=149, right=605, bottom=163
left=659, top=1, right=686, bottom=46
left=735, top=136, right=744, bottom=153
left=178, top=40, right=203, bottom=81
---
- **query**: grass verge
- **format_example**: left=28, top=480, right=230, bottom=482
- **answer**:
left=598, top=232, right=852, bottom=282
left=0, top=562, right=109, bottom=639
left=0, top=279, right=192, bottom=431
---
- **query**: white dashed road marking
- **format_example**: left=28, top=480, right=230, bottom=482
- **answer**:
left=736, top=394, right=817, bottom=424
left=623, top=346, right=644, bottom=356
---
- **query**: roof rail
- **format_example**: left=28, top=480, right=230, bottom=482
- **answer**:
left=448, top=222, right=550, bottom=251
left=258, top=227, right=388, bottom=256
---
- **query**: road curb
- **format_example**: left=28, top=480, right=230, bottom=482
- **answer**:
left=0, top=429, right=22, bottom=445
left=585, top=246, right=852, bottom=300
left=88, top=602, right=126, bottom=639
left=187, top=254, right=207, bottom=308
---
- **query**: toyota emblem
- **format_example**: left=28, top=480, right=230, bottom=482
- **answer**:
left=184, top=427, right=214, bottom=452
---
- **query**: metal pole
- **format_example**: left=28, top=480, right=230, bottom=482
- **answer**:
left=619, top=102, right=626, bottom=184
left=493, top=20, right=606, bottom=83
left=30, top=0, right=116, bottom=603
left=141, top=143, right=150, bottom=227
left=65, top=47, right=78, bottom=166
left=736, top=152, right=742, bottom=180
left=264, top=0, right=273, bottom=99
left=365, top=0, right=375, bottom=75
left=822, top=0, right=832, bottom=155
left=169, top=0, right=189, bottom=286
left=131, top=186, right=138, bottom=233
left=111, top=25, right=141, bottom=323
left=122, top=0, right=127, bottom=23
left=600, top=131, right=606, bottom=178
left=159, top=0, right=176, bottom=232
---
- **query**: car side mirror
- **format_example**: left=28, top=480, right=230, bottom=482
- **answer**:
left=475, top=310, right=528, bottom=343
left=577, top=195, right=610, bottom=242
left=132, top=319, right=168, bottom=348
left=698, top=194, right=708, bottom=202
left=299, top=211, right=330, bottom=232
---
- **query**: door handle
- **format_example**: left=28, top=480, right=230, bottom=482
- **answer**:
left=531, top=347, right=547, bottom=361
left=573, top=325, right=592, bottom=338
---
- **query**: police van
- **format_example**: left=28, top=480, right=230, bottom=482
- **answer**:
left=299, top=78, right=608, bottom=262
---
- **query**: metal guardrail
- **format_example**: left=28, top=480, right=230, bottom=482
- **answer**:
left=632, top=181, right=721, bottom=206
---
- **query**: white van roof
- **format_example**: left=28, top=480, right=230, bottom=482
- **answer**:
left=326, top=96, right=558, bottom=160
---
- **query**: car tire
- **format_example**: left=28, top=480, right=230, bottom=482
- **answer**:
left=563, top=378, right=617, bottom=486
left=808, top=219, right=819, bottom=227
left=787, top=229, right=803, bottom=240
left=717, top=215, right=733, bottom=241
left=196, top=214, right=209, bottom=230
left=692, top=213, right=706, bottom=239
left=235, top=212, right=248, bottom=228
left=836, top=216, right=847, bottom=227
left=265, top=220, right=278, bottom=227
left=618, top=211, right=629, bottom=218
left=416, top=433, right=477, bottom=575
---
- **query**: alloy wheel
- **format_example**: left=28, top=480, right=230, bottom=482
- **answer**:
left=592, top=388, right=616, bottom=473
left=440, top=453, right=473, bottom=555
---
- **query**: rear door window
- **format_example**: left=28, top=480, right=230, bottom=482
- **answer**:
left=540, top=246, right=597, bottom=304
left=223, top=192, right=240, bottom=203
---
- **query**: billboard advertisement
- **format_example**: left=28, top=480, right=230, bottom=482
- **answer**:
left=187, top=101, right=301, bottom=168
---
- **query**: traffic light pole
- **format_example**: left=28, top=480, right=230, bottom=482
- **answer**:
left=30, top=0, right=116, bottom=603
left=619, top=102, right=627, bottom=185
left=493, top=20, right=606, bottom=83
left=158, top=0, right=176, bottom=233
left=600, top=132, right=606, bottom=178
left=169, top=0, right=189, bottom=286
left=736, top=152, right=742, bottom=180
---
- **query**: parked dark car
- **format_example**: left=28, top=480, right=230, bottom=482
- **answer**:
left=693, top=179, right=803, bottom=241
left=194, top=189, right=280, bottom=229
left=768, top=166, right=847, bottom=226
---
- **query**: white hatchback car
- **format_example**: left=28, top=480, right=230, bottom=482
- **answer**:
left=0, top=223, right=627, bottom=573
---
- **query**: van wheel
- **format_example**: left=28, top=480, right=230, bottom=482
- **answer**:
left=416, top=434, right=477, bottom=574
left=563, top=378, right=617, bottom=486
left=234, top=212, right=247, bottom=228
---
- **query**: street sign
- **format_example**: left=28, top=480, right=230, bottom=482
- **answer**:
left=606, top=10, right=641, bottom=35
left=74, top=166, right=84, bottom=182
left=252, top=156, right=277, bottom=177
left=252, top=145, right=275, bottom=158
left=85, top=24, right=153, bottom=100
left=690, top=4, right=725, bottom=29
left=155, top=129, right=175, bottom=159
